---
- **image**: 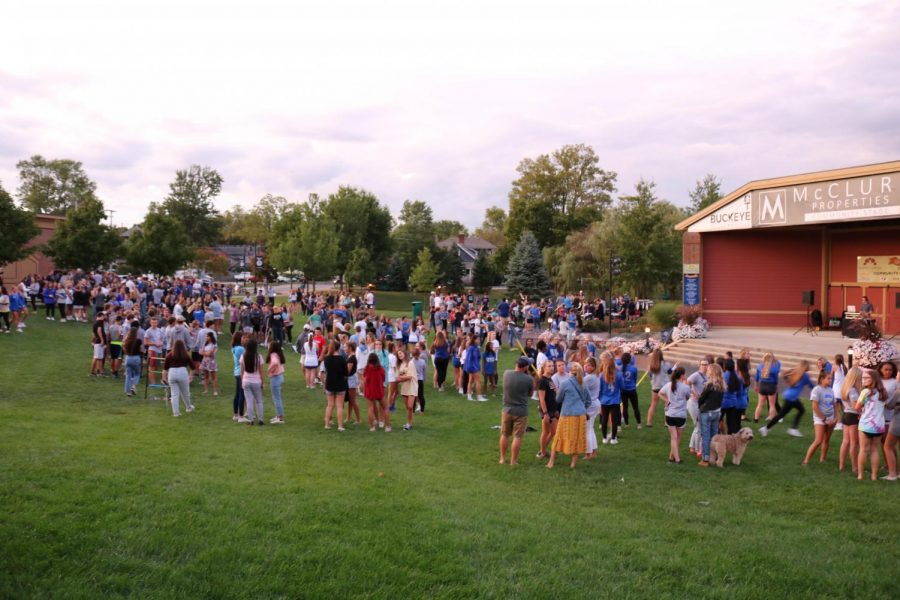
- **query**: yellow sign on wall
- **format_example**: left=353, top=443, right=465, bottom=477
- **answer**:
left=857, top=255, right=900, bottom=282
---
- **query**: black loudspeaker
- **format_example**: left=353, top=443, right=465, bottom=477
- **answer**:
left=896, top=292, right=900, bottom=309
left=802, top=290, right=815, bottom=306
left=810, top=309, right=823, bottom=328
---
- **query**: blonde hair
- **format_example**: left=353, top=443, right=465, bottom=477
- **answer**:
left=841, top=367, right=862, bottom=400
left=569, top=362, right=584, bottom=386
left=706, top=364, right=724, bottom=391
left=786, top=361, right=809, bottom=386
left=600, top=351, right=617, bottom=385
left=761, top=352, right=775, bottom=378
left=648, top=349, right=663, bottom=374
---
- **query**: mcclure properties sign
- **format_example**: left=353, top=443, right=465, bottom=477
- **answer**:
left=857, top=256, right=900, bottom=283
left=689, top=172, right=900, bottom=232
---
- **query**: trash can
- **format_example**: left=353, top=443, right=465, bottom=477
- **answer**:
left=411, top=301, right=423, bottom=320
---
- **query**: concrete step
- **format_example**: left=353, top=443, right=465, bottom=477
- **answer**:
left=661, top=339, right=825, bottom=375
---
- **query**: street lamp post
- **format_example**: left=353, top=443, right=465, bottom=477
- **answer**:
left=608, top=255, right=622, bottom=334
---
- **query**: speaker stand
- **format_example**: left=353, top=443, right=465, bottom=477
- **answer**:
left=793, top=305, right=817, bottom=337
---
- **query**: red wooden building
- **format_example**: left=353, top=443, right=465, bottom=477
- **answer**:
left=676, top=161, right=900, bottom=335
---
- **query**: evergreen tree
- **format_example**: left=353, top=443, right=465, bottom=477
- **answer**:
left=435, top=248, right=465, bottom=293
left=384, top=255, right=408, bottom=291
left=408, top=247, right=439, bottom=293
left=471, top=253, right=494, bottom=293
left=504, top=230, right=553, bottom=299
left=345, top=247, right=375, bottom=287
left=0, top=180, right=39, bottom=267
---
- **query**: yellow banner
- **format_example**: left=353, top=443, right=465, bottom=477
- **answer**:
left=857, top=255, right=900, bottom=283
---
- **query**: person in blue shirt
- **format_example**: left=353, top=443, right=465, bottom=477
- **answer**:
left=754, top=353, right=781, bottom=423
left=464, top=337, right=485, bottom=401
left=760, top=361, right=812, bottom=438
left=619, top=353, right=641, bottom=428
left=482, top=344, right=498, bottom=396
left=598, top=352, right=625, bottom=444
left=721, top=359, right=744, bottom=434
left=42, top=283, right=57, bottom=320
left=736, top=357, right=752, bottom=423
left=546, top=362, right=592, bottom=469
left=816, top=357, right=833, bottom=375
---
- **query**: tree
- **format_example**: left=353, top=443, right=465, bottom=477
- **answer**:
left=505, top=144, right=617, bottom=249
left=473, top=206, right=507, bottom=249
left=383, top=255, right=408, bottom=291
left=504, top=230, right=553, bottom=299
left=193, top=247, right=231, bottom=278
left=408, top=247, right=439, bottom=293
left=161, top=165, right=224, bottom=246
left=16, top=155, right=99, bottom=215
left=434, top=248, right=465, bottom=293
left=221, top=194, right=289, bottom=245
left=323, top=186, right=393, bottom=275
left=126, top=205, right=193, bottom=276
left=391, top=200, right=436, bottom=273
left=687, top=174, right=722, bottom=215
left=268, top=198, right=338, bottom=289
left=0, top=180, right=40, bottom=267
left=45, top=197, right=122, bottom=270
left=344, top=247, right=375, bottom=287
left=616, top=179, right=683, bottom=298
left=433, top=220, right=468, bottom=241
left=471, top=253, right=494, bottom=293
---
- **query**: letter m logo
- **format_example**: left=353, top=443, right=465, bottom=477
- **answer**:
left=757, top=190, right=786, bottom=225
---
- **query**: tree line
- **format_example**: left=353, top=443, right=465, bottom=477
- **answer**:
left=0, top=148, right=723, bottom=297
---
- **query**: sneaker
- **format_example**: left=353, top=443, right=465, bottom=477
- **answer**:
left=602, top=437, right=609, bottom=445
left=369, top=427, right=376, bottom=432
left=403, top=424, right=412, bottom=431
left=835, top=422, right=843, bottom=431
left=477, top=395, right=488, bottom=402
left=787, top=428, right=803, bottom=438
left=270, top=416, right=283, bottom=424
left=378, top=421, right=385, bottom=429
left=610, top=438, right=619, bottom=445
left=232, top=415, right=240, bottom=422
left=467, top=395, right=474, bottom=401
left=384, top=426, right=392, bottom=432
left=637, top=424, right=642, bottom=430
left=337, top=427, right=346, bottom=432
left=389, top=405, right=396, bottom=412
left=186, top=406, right=195, bottom=413
left=415, top=407, right=422, bottom=413
left=173, top=413, right=181, bottom=417
left=759, top=426, right=769, bottom=437
left=879, top=475, right=899, bottom=481
left=213, top=391, right=219, bottom=397
left=258, top=419, right=265, bottom=426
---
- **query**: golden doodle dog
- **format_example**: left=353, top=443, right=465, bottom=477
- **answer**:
left=709, top=427, right=754, bottom=468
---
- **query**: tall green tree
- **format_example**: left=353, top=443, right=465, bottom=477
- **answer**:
left=161, top=165, right=224, bottom=246
left=471, top=252, right=494, bottom=293
left=0, top=180, right=40, bottom=266
left=408, top=247, right=439, bottom=293
left=268, top=198, right=338, bottom=289
left=344, top=247, right=375, bottom=287
left=434, top=248, right=465, bottom=293
left=384, top=255, right=408, bottom=291
left=221, top=194, right=290, bottom=244
left=126, top=204, right=193, bottom=276
left=433, top=220, right=468, bottom=241
left=323, top=186, right=393, bottom=275
left=391, top=200, right=436, bottom=273
left=504, top=230, right=553, bottom=299
left=16, top=155, right=100, bottom=215
left=504, top=144, right=617, bottom=249
left=687, top=173, right=722, bottom=215
left=45, top=197, right=122, bottom=270
left=473, top=206, right=507, bottom=249
left=617, top=179, right=683, bottom=297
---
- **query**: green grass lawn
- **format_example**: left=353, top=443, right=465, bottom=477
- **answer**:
left=1, top=316, right=897, bottom=599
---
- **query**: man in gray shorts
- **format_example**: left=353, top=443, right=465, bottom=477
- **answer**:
left=499, top=356, right=535, bottom=466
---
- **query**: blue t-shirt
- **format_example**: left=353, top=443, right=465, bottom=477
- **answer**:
left=722, top=371, right=747, bottom=409
left=782, top=373, right=813, bottom=402
left=497, top=301, right=510, bottom=318
left=756, top=361, right=781, bottom=385
left=620, top=363, right=638, bottom=391
left=464, top=345, right=481, bottom=373
left=598, top=373, right=624, bottom=405
left=483, top=352, right=497, bottom=375
left=43, top=288, right=56, bottom=304
left=433, top=342, right=449, bottom=360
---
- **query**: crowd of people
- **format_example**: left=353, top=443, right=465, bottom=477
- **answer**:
left=4, top=269, right=899, bottom=480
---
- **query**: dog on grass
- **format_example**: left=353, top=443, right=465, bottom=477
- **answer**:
left=710, top=427, right=754, bottom=468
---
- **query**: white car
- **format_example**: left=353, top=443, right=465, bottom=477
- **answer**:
left=234, top=271, right=252, bottom=282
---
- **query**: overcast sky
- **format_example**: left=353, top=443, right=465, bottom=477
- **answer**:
left=1, top=0, right=899, bottom=229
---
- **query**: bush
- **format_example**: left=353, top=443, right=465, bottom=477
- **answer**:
left=581, top=319, right=608, bottom=333
left=648, top=303, right=678, bottom=329
left=675, top=304, right=703, bottom=326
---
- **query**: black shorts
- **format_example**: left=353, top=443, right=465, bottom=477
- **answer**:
left=863, top=431, right=882, bottom=439
left=759, top=382, right=777, bottom=396
left=109, top=345, right=122, bottom=360
left=841, top=412, right=860, bottom=426
left=665, top=416, right=686, bottom=428
left=191, top=352, right=202, bottom=363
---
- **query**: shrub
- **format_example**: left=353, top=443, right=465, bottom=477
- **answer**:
left=648, top=303, right=678, bottom=329
left=581, top=319, right=608, bottom=333
left=675, top=304, right=703, bottom=326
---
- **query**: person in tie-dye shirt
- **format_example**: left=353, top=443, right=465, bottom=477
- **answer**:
left=855, top=369, right=887, bottom=481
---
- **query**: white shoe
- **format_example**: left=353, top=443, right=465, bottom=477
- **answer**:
left=270, top=417, right=284, bottom=424
left=602, top=437, right=609, bottom=445
left=835, top=422, right=843, bottom=431
left=467, top=395, right=474, bottom=401
left=787, top=428, right=803, bottom=438
left=759, top=426, right=769, bottom=437
left=378, top=421, right=385, bottom=429
left=186, top=406, right=194, bottom=413
left=458, top=388, right=464, bottom=395
left=637, top=424, right=642, bottom=430
left=477, top=395, right=488, bottom=402
left=610, top=438, right=619, bottom=445
left=237, top=416, right=251, bottom=423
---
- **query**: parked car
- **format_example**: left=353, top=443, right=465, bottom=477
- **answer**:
left=234, top=271, right=252, bottom=282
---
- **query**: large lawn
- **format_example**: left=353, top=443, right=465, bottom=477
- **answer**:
left=1, top=316, right=896, bottom=599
